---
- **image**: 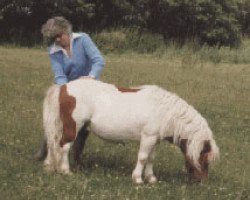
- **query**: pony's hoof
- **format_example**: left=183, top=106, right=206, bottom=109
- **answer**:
left=60, top=169, right=73, bottom=175
left=44, top=164, right=55, bottom=172
left=132, top=175, right=144, bottom=184
left=146, top=175, right=157, bottom=184
left=133, top=179, right=144, bottom=185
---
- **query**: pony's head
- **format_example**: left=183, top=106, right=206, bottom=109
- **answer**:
left=179, top=139, right=218, bottom=182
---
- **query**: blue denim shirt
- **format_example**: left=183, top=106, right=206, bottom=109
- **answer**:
left=49, top=33, right=104, bottom=85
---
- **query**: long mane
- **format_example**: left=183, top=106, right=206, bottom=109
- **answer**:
left=141, top=85, right=219, bottom=168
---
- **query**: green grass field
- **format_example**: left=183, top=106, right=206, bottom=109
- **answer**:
left=0, top=44, right=249, bottom=199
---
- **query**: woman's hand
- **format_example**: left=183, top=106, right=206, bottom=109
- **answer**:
left=80, top=76, right=95, bottom=79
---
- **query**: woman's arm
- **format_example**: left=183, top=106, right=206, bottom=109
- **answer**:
left=82, top=34, right=105, bottom=79
left=49, top=53, right=68, bottom=85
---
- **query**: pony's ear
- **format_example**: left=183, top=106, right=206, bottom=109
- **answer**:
left=200, top=141, right=211, bottom=156
left=179, top=139, right=188, bottom=154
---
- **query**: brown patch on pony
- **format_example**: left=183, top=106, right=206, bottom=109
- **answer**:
left=180, top=139, right=211, bottom=183
left=178, top=139, right=197, bottom=181
left=59, top=85, right=76, bottom=147
left=197, top=140, right=211, bottom=181
left=179, top=139, right=200, bottom=182
left=117, top=87, right=140, bottom=93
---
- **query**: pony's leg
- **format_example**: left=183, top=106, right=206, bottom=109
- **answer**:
left=59, top=143, right=72, bottom=174
left=72, top=124, right=90, bottom=168
left=44, top=128, right=72, bottom=174
left=132, top=134, right=158, bottom=184
left=144, top=148, right=157, bottom=183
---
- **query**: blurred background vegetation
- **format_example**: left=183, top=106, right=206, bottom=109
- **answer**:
left=0, top=0, right=249, bottom=48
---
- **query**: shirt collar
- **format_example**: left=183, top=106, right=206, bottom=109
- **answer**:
left=49, top=33, right=82, bottom=55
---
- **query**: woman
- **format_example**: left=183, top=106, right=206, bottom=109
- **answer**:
left=41, top=16, right=105, bottom=84
left=36, top=16, right=104, bottom=165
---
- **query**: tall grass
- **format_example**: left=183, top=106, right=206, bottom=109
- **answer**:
left=93, top=29, right=250, bottom=64
left=0, top=40, right=249, bottom=199
left=92, top=28, right=167, bottom=54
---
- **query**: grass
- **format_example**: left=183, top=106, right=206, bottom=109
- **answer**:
left=0, top=43, right=249, bottom=199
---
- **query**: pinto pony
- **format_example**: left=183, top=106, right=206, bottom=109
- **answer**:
left=42, top=79, right=219, bottom=183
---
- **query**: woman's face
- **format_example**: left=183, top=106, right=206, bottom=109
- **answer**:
left=55, top=33, right=70, bottom=48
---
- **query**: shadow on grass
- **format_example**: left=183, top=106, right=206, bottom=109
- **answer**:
left=71, top=149, right=192, bottom=185
left=75, top=150, right=135, bottom=175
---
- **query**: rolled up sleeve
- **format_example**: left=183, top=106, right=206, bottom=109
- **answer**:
left=82, top=34, right=105, bottom=79
left=49, top=54, right=68, bottom=85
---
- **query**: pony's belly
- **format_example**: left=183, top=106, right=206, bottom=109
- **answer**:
left=88, top=94, right=153, bottom=141
left=90, top=120, right=142, bottom=141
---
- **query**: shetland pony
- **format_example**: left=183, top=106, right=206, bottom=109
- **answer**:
left=42, top=79, right=219, bottom=183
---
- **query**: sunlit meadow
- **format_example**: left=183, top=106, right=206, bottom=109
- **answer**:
left=0, top=41, right=249, bottom=199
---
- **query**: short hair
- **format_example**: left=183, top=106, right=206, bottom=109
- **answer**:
left=41, top=16, right=72, bottom=44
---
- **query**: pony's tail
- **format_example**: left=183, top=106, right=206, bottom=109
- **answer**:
left=35, top=85, right=61, bottom=161
left=42, top=85, right=61, bottom=156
